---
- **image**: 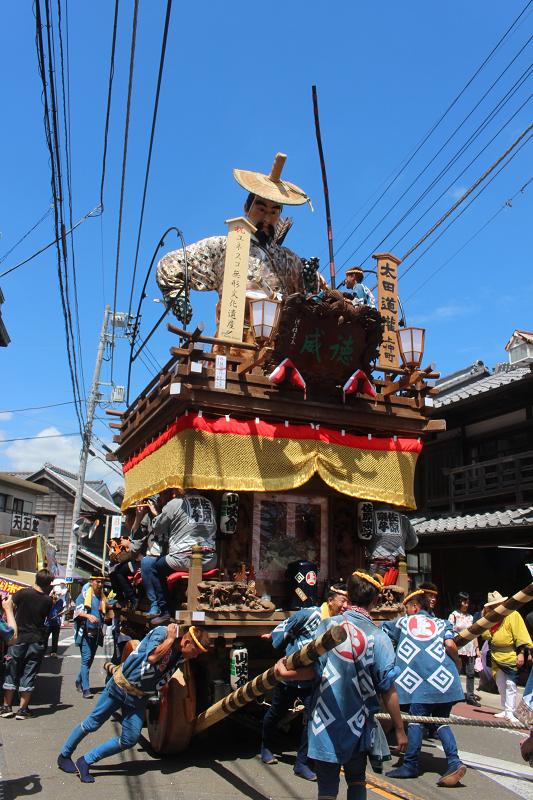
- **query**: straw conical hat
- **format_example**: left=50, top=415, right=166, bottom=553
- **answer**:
left=233, top=153, right=313, bottom=208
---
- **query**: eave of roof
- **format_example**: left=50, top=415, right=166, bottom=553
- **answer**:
left=0, top=471, right=49, bottom=495
left=412, top=506, right=533, bottom=535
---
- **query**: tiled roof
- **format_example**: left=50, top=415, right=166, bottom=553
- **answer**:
left=434, top=366, right=531, bottom=408
left=44, top=465, right=121, bottom=514
left=11, top=464, right=122, bottom=515
left=412, top=507, right=533, bottom=535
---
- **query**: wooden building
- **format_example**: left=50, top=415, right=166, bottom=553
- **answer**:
left=6, top=463, right=121, bottom=569
left=0, top=471, right=49, bottom=540
left=410, top=335, right=533, bottom=616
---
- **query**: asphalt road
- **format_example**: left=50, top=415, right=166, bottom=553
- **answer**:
left=0, top=627, right=532, bottom=800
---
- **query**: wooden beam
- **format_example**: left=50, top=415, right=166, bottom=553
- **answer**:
left=108, top=422, right=122, bottom=430
left=167, top=322, right=257, bottom=351
left=237, top=346, right=273, bottom=375
left=105, top=409, right=124, bottom=417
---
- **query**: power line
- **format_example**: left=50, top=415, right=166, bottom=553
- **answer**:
left=324, top=0, right=533, bottom=274
left=34, top=0, right=85, bottom=438
left=384, top=61, right=533, bottom=256
left=100, top=0, right=120, bottom=212
left=0, top=433, right=79, bottom=443
left=128, top=0, right=173, bottom=318
left=0, top=205, right=54, bottom=264
left=0, top=204, right=101, bottom=279
left=403, top=174, right=533, bottom=301
left=395, top=128, right=533, bottom=284
left=111, top=0, right=139, bottom=384
left=346, top=43, right=533, bottom=273
left=399, top=119, right=533, bottom=264
left=57, top=0, right=85, bottom=410
left=0, top=401, right=76, bottom=413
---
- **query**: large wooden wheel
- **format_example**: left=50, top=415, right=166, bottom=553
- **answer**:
left=146, top=661, right=196, bottom=755
left=121, top=639, right=140, bottom=662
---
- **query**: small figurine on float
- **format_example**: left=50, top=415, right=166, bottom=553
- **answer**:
left=358, top=501, right=418, bottom=581
left=156, top=153, right=325, bottom=337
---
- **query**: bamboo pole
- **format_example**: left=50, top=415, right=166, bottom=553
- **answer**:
left=454, top=581, right=533, bottom=647
left=192, top=623, right=347, bottom=736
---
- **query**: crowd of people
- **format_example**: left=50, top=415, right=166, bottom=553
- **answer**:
left=2, top=507, right=533, bottom=794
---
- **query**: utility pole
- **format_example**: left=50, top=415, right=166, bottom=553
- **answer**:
left=65, top=306, right=111, bottom=585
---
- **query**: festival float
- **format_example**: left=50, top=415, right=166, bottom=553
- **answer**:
left=104, top=143, right=445, bottom=754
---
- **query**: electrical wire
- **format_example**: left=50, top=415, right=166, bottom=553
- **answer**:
left=0, top=205, right=54, bottom=264
left=100, top=0, right=120, bottom=213
left=383, top=63, right=533, bottom=256
left=34, top=0, right=85, bottom=437
left=403, top=174, right=533, bottom=301
left=0, top=433, right=79, bottom=443
left=0, top=401, right=76, bottom=413
left=0, top=204, right=101, bottom=279
left=128, top=0, right=173, bottom=318
left=57, top=0, right=85, bottom=410
left=111, top=0, right=139, bottom=384
left=322, top=0, right=533, bottom=276
left=399, top=120, right=533, bottom=264
left=395, top=128, right=533, bottom=283
left=344, top=44, right=533, bottom=273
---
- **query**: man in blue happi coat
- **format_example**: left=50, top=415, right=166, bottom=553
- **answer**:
left=382, top=588, right=466, bottom=787
left=260, top=585, right=349, bottom=781
left=57, top=624, right=209, bottom=782
left=276, top=571, right=407, bottom=800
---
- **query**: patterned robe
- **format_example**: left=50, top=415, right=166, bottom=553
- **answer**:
left=307, top=610, right=398, bottom=764
left=156, top=234, right=309, bottom=306
left=382, top=611, right=464, bottom=705
left=271, top=606, right=323, bottom=688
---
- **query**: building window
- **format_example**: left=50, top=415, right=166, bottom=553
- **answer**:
left=12, top=498, right=23, bottom=513
left=0, top=495, right=7, bottom=512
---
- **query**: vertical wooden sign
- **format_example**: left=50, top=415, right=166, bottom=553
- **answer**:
left=218, top=216, right=256, bottom=341
left=373, top=252, right=401, bottom=370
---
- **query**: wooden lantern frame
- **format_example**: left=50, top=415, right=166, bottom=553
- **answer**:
left=249, top=297, right=282, bottom=344
left=397, top=327, right=425, bottom=371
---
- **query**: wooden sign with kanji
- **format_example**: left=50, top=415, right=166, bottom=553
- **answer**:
left=373, top=252, right=401, bottom=369
left=218, top=216, right=256, bottom=342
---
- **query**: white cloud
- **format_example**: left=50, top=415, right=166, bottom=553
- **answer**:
left=0, top=412, right=13, bottom=421
left=448, top=185, right=467, bottom=201
left=412, top=304, right=475, bottom=325
left=3, top=427, right=82, bottom=472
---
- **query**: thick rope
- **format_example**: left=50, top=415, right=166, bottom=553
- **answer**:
left=376, top=713, right=529, bottom=730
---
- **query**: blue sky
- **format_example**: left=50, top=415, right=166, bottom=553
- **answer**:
left=1, top=1, right=532, bottom=488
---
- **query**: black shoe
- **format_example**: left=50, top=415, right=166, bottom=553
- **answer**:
left=15, top=707, right=34, bottom=720
left=466, top=696, right=481, bottom=707
left=82, top=690, right=94, bottom=699
left=58, top=753, right=77, bottom=774
left=150, top=613, right=171, bottom=625
left=75, top=678, right=82, bottom=693
left=76, top=756, right=94, bottom=783
left=474, top=694, right=481, bottom=700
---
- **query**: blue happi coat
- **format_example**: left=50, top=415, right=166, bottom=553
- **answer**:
left=307, top=610, right=398, bottom=764
left=271, top=606, right=323, bottom=688
left=382, top=611, right=464, bottom=705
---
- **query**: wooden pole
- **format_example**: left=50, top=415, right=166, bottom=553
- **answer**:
left=187, top=544, right=203, bottom=611
left=192, top=623, right=347, bottom=735
left=312, top=85, right=335, bottom=289
left=454, top=581, right=533, bottom=647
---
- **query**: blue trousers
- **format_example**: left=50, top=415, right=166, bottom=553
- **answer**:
left=77, top=635, right=99, bottom=692
left=141, top=556, right=174, bottom=615
left=61, top=683, right=147, bottom=765
left=403, top=702, right=460, bottom=774
left=262, top=683, right=312, bottom=768
left=315, top=750, right=367, bottom=800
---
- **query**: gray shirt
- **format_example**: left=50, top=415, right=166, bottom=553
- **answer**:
left=367, top=511, right=418, bottom=559
left=151, top=493, right=217, bottom=571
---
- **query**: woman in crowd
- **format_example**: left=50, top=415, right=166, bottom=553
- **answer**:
left=44, top=587, right=65, bottom=658
left=448, top=592, right=481, bottom=707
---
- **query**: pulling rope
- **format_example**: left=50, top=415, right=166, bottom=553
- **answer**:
left=375, top=713, right=529, bottom=730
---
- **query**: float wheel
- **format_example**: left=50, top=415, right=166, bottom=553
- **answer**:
left=146, top=661, right=196, bottom=755
left=120, top=639, right=140, bottom=663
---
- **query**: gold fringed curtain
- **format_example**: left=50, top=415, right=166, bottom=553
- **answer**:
left=122, top=414, right=421, bottom=510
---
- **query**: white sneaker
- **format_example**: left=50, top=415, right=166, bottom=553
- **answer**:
left=506, top=713, right=520, bottom=723
left=494, top=711, right=506, bottom=718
